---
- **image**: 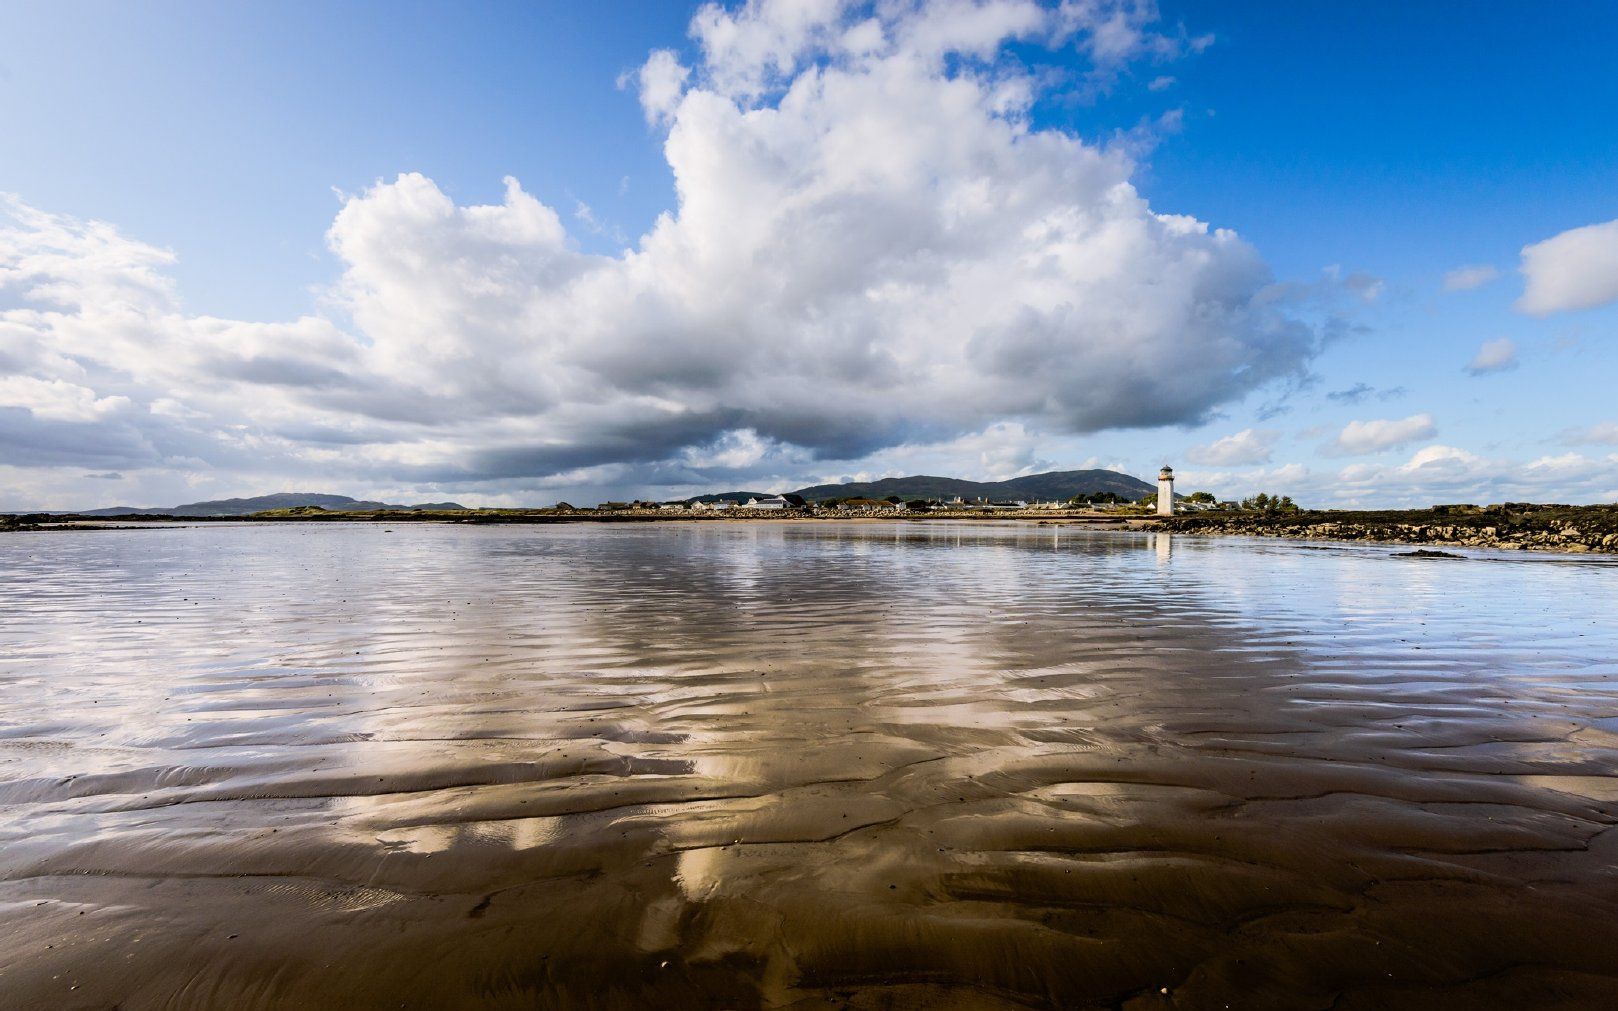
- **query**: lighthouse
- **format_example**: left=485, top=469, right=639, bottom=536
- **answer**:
left=1157, top=466, right=1174, bottom=516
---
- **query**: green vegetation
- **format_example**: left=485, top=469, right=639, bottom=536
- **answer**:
left=1241, top=492, right=1300, bottom=513
left=1067, top=491, right=1126, bottom=507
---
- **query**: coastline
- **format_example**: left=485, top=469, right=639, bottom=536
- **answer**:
left=9, top=504, right=1618, bottom=555
left=1159, top=503, right=1618, bottom=555
left=1, top=508, right=1143, bottom=530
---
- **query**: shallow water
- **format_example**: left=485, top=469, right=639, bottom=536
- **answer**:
left=2, top=522, right=1617, bottom=1009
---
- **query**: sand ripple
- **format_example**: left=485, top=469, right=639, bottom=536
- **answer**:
left=2, top=523, right=1617, bottom=1008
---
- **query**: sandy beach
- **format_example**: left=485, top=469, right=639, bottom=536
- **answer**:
left=3, top=522, right=1617, bottom=1008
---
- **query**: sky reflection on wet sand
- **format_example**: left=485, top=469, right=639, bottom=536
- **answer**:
left=3, top=522, right=1617, bottom=1008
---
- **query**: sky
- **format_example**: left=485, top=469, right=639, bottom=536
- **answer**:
left=2, top=0, right=1616, bottom=510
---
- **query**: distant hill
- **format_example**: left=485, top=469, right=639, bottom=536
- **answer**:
left=68, top=472, right=1151, bottom=516
left=789, top=469, right=1154, bottom=503
left=682, top=491, right=772, bottom=504
left=82, top=493, right=468, bottom=517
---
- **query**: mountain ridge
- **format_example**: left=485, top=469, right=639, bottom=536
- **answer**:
left=82, top=493, right=468, bottom=517
left=787, top=469, right=1153, bottom=503
left=68, top=469, right=1153, bottom=515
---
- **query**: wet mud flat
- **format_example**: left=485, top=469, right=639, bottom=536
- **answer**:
left=2, top=523, right=1617, bottom=1009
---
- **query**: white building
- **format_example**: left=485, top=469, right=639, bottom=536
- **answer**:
left=1157, top=466, right=1175, bottom=516
left=744, top=495, right=789, bottom=510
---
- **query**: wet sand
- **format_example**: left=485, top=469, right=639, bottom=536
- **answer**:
left=3, top=522, right=1617, bottom=1009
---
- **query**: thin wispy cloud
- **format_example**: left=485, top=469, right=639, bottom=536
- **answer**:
left=1561, top=422, right=1618, bottom=446
left=1443, top=264, right=1498, bottom=292
left=1326, top=383, right=1406, bottom=405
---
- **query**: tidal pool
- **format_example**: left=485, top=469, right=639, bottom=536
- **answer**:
left=2, top=522, right=1616, bottom=1009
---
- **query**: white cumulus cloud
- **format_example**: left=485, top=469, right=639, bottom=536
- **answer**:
left=1325, top=413, right=1437, bottom=456
left=629, top=49, right=691, bottom=124
left=1516, top=218, right=1618, bottom=315
left=1185, top=427, right=1278, bottom=466
left=0, top=376, right=131, bottom=422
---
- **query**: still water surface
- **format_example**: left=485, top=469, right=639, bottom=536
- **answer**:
left=2, top=522, right=1617, bottom=1009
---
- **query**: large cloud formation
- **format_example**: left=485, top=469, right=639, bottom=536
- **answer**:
left=1, top=0, right=1320, bottom=504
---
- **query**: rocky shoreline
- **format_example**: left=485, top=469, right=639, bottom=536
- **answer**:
left=1159, top=503, right=1618, bottom=554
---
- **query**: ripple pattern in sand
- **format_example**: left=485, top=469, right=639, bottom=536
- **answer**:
left=2, top=523, right=1618, bottom=1009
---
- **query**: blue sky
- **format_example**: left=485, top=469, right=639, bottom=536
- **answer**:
left=2, top=0, right=1616, bottom=508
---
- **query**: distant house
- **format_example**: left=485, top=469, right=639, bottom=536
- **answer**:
left=696, top=499, right=733, bottom=511
left=744, top=495, right=789, bottom=510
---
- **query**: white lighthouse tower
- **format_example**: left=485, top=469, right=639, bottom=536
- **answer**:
left=1157, top=466, right=1174, bottom=516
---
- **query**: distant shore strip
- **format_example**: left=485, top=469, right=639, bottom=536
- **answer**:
left=7, top=502, right=1618, bottom=554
